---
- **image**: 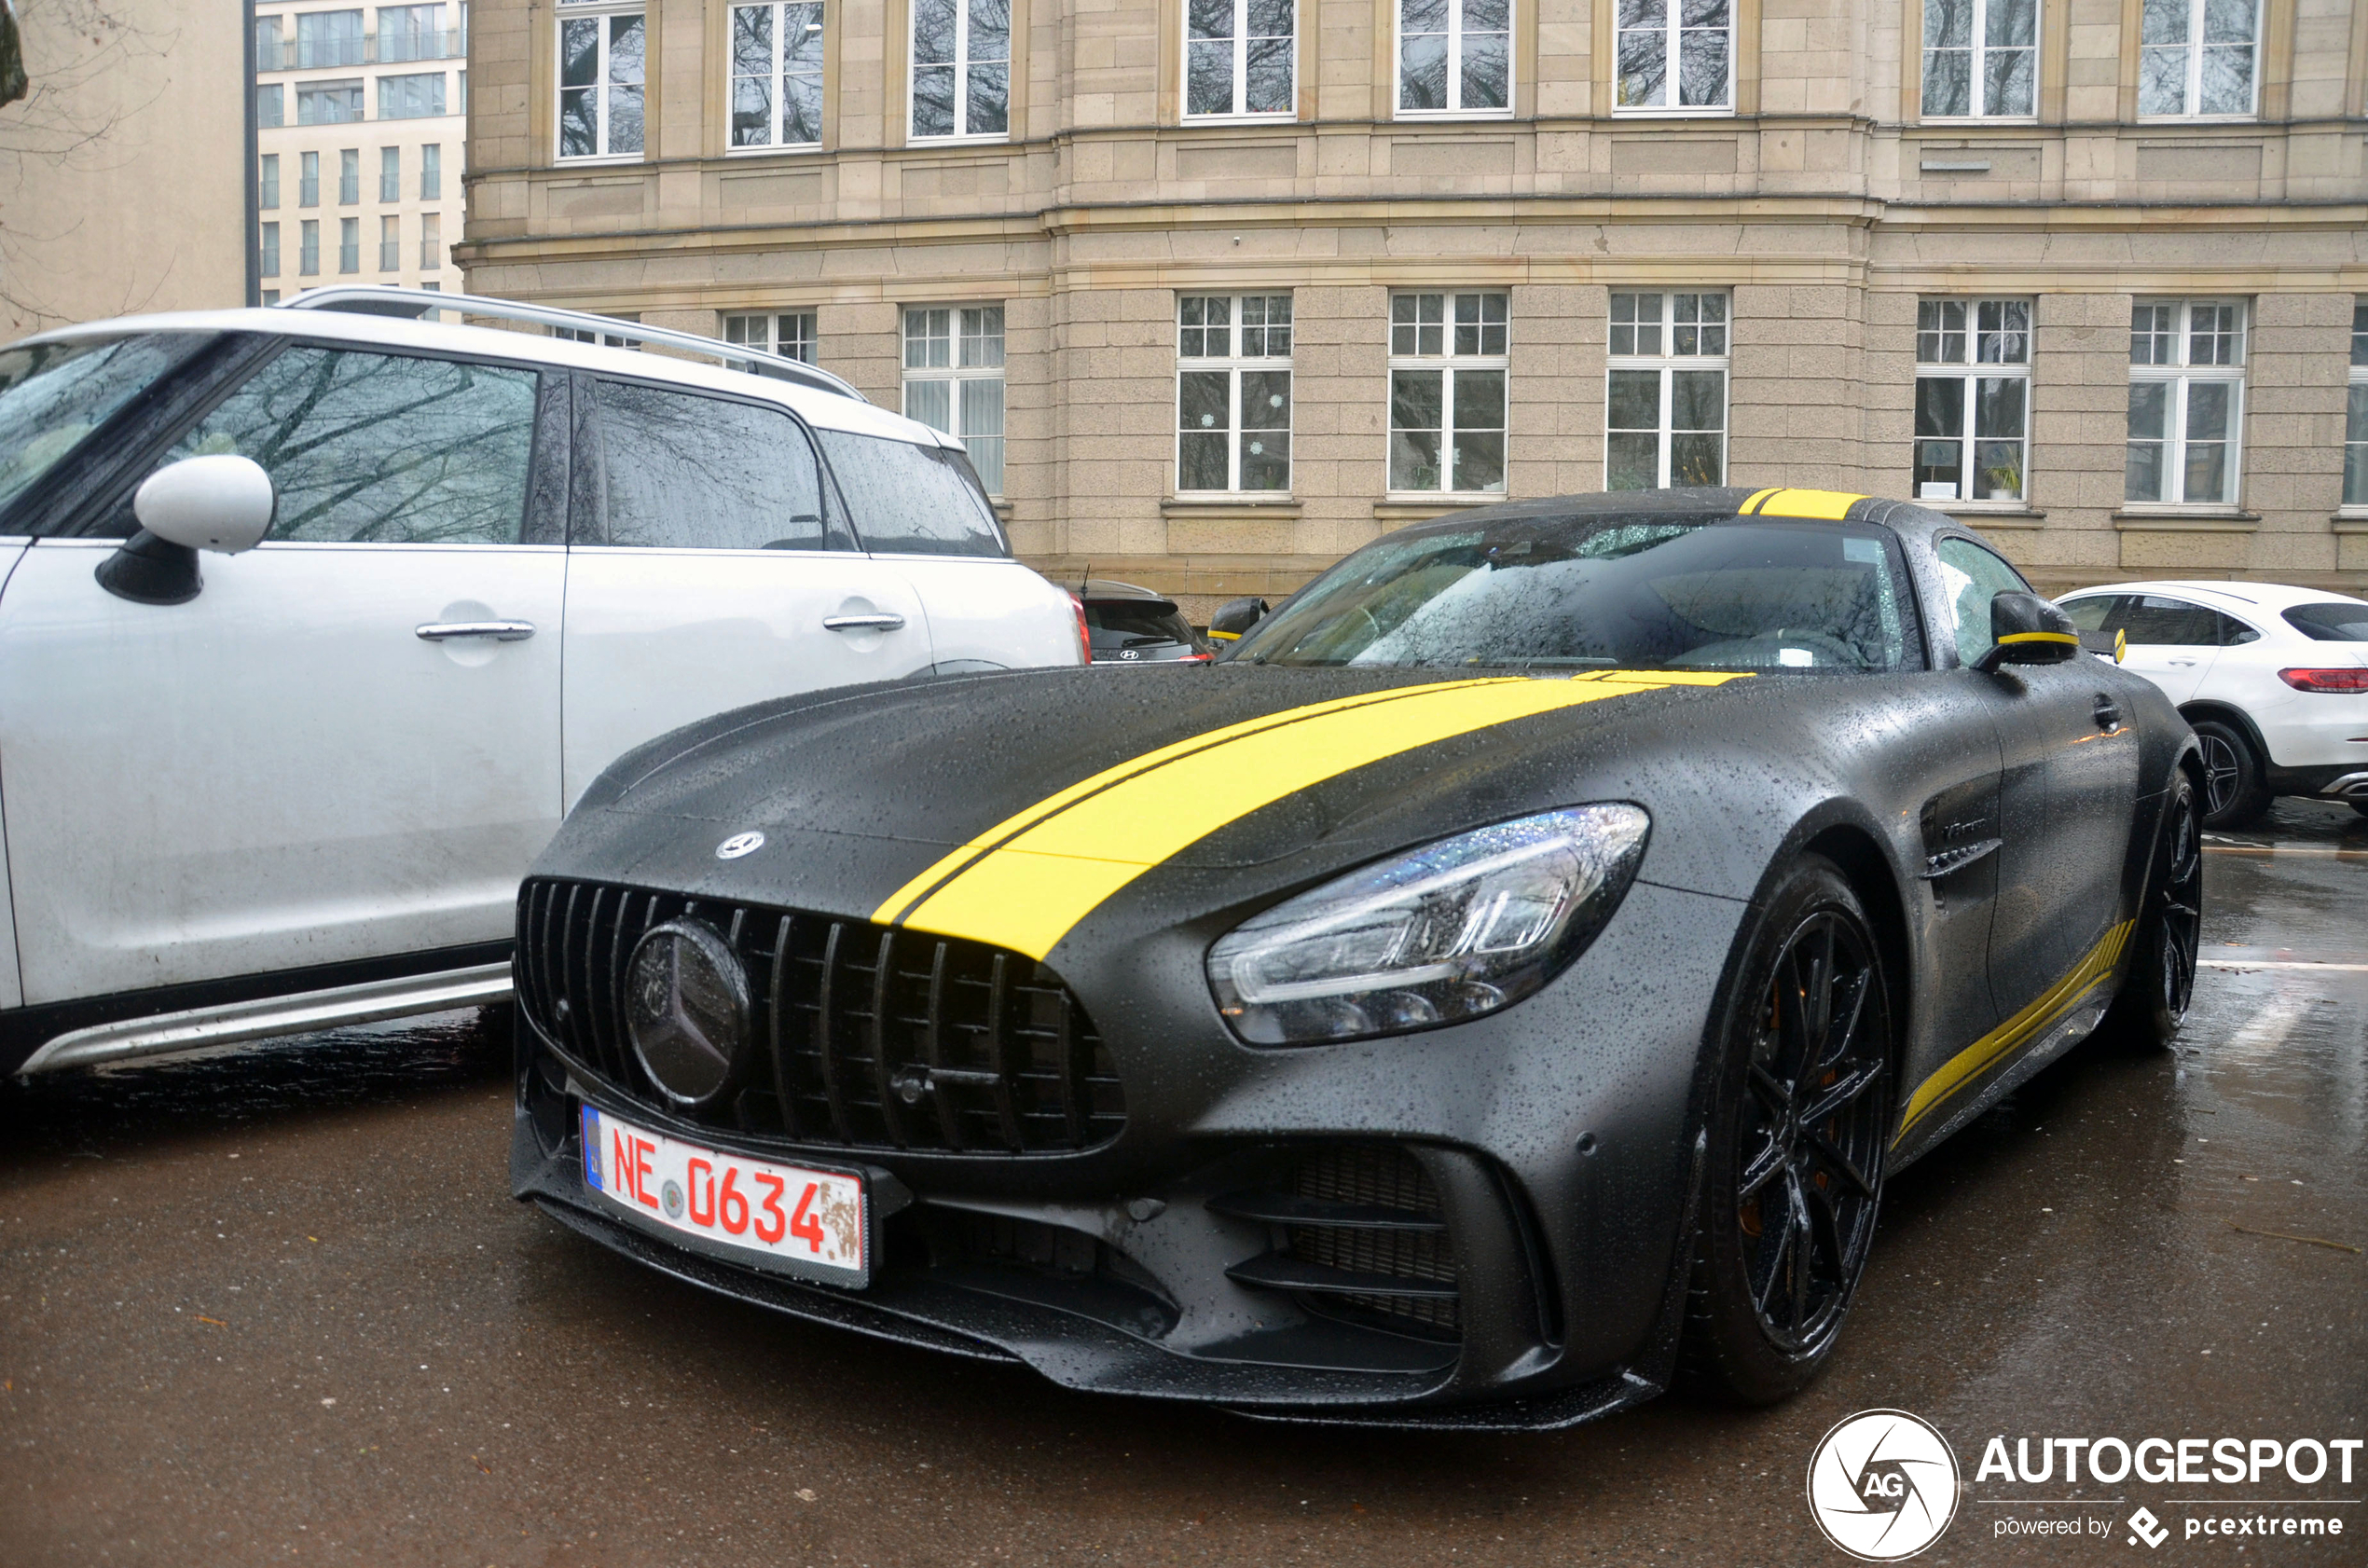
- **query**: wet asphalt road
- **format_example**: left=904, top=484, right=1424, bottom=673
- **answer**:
left=1, top=802, right=2361, bottom=1567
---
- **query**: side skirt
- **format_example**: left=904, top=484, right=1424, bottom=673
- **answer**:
left=7, top=942, right=512, bottom=1077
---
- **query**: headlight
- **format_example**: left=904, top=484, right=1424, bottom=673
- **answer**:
left=1206, top=804, right=1650, bottom=1046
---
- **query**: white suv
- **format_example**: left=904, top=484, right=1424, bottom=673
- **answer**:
left=2058, top=580, right=2368, bottom=828
left=0, top=287, right=1082, bottom=1077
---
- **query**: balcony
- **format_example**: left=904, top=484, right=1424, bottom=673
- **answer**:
left=256, top=30, right=468, bottom=71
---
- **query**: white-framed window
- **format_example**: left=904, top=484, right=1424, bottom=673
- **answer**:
left=2343, top=301, right=2367, bottom=508
left=724, top=310, right=820, bottom=364
left=420, top=144, right=443, bottom=199
left=299, top=219, right=321, bottom=276
left=420, top=212, right=443, bottom=269
left=1177, top=295, right=1292, bottom=493
left=1605, top=290, right=1728, bottom=488
left=1913, top=298, right=2031, bottom=503
left=260, top=154, right=280, bottom=209
left=260, top=223, right=281, bottom=279
left=903, top=306, right=1006, bottom=494
left=379, top=214, right=401, bottom=270
left=1397, top=0, right=1509, bottom=117
left=1921, top=0, right=2036, bottom=117
left=1614, top=0, right=1730, bottom=113
left=300, top=152, right=320, bottom=207
left=2127, top=298, right=2246, bottom=506
left=2138, top=0, right=2259, bottom=117
left=338, top=148, right=361, bottom=205
left=558, top=2, right=646, bottom=158
left=379, top=146, right=401, bottom=201
left=1185, top=0, right=1295, bottom=118
left=910, top=0, right=1009, bottom=140
left=1388, top=292, right=1508, bottom=494
left=731, top=2, right=826, bottom=150
left=257, top=84, right=284, bottom=129
left=379, top=71, right=447, bottom=119
left=338, top=216, right=361, bottom=274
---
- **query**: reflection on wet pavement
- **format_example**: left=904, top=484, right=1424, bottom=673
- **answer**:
left=0, top=804, right=2361, bottom=1566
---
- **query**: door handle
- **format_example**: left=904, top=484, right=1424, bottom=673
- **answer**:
left=2093, top=695, right=2124, bottom=733
left=822, top=612, right=906, bottom=633
left=2168, top=658, right=2197, bottom=667
left=416, top=620, right=536, bottom=641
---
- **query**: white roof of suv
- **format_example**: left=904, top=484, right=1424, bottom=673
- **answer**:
left=2062, top=579, right=2368, bottom=615
left=14, top=285, right=957, bottom=450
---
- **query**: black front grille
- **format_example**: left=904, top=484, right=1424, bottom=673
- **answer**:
left=516, top=877, right=1125, bottom=1154
left=1212, top=1144, right=1463, bottom=1341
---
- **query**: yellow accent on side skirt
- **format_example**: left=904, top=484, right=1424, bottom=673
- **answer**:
left=1742, top=488, right=1868, bottom=520
left=874, top=672, right=1748, bottom=960
left=1893, top=919, right=2136, bottom=1145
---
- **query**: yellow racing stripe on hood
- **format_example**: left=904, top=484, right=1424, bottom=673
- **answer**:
left=875, top=671, right=1747, bottom=960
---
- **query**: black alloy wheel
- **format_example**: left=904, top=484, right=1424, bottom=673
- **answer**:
left=1684, top=859, right=1894, bottom=1404
left=2110, top=768, right=2203, bottom=1050
left=2190, top=718, right=2270, bottom=829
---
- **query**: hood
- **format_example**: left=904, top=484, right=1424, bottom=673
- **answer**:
left=544, top=664, right=1840, bottom=961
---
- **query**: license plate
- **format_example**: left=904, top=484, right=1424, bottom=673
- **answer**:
left=580, top=1104, right=868, bottom=1286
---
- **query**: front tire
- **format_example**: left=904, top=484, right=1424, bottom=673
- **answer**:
left=1682, top=859, right=1894, bottom=1405
left=2109, top=769, right=2202, bottom=1051
left=2191, top=719, right=2270, bottom=829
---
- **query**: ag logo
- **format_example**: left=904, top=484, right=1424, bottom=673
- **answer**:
left=1806, top=1409, right=1962, bottom=1561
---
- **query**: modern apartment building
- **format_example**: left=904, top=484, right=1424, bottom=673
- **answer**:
left=458, top=0, right=2368, bottom=607
left=255, top=0, right=469, bottom=302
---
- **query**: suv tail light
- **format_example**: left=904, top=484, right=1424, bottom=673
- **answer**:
left=2277, top=667, right=2368, bottom=694
left=1067, top=593, right=1093, bottom=666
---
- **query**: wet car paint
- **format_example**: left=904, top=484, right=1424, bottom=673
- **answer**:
left=0, top=800, right=2360, bottom=1565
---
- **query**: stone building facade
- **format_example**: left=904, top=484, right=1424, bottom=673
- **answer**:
left=459, top=0, right=2368, bottom=610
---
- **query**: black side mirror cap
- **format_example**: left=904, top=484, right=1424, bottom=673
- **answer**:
left=1976, top=590, right=2083, bottom=673
left=1207, top=596, right=1269, bottom=645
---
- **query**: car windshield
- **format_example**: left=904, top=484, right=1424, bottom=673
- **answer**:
left=1087, top=598, right=1198, bottom=651
left=1232, top=513, right=1924, bottom=672
left=0, top=335, right=205, bottom=517
left=2283, top=601, right=2368, bottom=642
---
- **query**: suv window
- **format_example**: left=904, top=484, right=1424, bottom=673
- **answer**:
left=593, top=379, right=842, bottom=551
left=815, top=429, right=1008, bottom=557
left=159, top=346, right=539, bottom=543
left=0, top=335, right=206, bottom=519
left=2111, top=595, right=2224, bottom=647
left=1932, top=535, right=2032, bottom=667
left=2061, top=595, right=2119, bottom=633
left=2284, top=601, right=2368, bottom=641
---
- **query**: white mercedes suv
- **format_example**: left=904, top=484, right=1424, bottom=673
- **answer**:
left=0, top=287, right=1083, bottom=1078
left=2057, top=580, right=2368, bottom=828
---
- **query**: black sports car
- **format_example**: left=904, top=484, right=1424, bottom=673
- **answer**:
left=509, top=487, right=2203, bottom=1428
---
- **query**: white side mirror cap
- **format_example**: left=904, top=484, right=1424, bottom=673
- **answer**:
left=133, top=455, right=274, bottom=554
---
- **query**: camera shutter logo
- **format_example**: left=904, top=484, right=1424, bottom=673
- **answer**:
left=1806, top=1409, right=1962, bottom=1561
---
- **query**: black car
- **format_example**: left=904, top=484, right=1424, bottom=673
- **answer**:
left=1077, top=577, right=1212, bottom=664
left=509, top=487, right=2202, bottom=1429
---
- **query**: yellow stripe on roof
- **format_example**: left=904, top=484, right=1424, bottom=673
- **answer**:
left=1746, top=488, right=1868, bottom=520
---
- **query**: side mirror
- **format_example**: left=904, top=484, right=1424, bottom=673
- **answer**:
left=1974, top=590, right=2082, bottom=673
left=95, top=455, right=275, bottom=606
left=1207, top=596, right=1269, bottom=645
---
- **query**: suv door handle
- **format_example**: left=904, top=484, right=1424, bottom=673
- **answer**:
left=822, top=612, right=906, bottom=633
left=2093, top=694, right=2124, bottom=732
left=416, top=619, right=537, bottom=641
